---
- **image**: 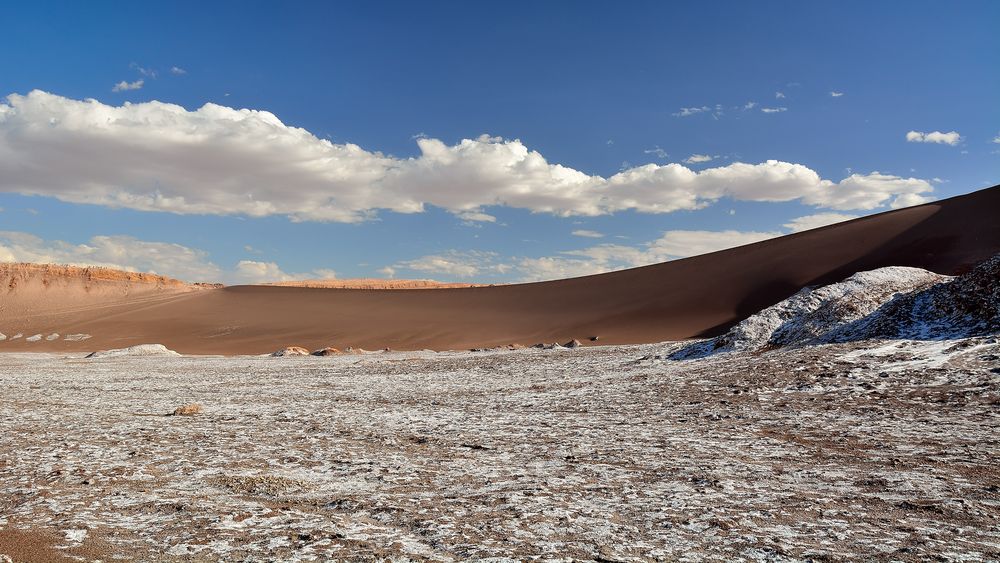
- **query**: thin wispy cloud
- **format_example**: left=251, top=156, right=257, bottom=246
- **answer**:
left=830, top=91, right=844, bottom=97
left=775, top=91, right=785, bottom=99
left=683, top=154, right=715, bottom=164
left=906, top=130, right=962, bottom=146
left=111, top=79, right=144, bottom=92
left=170, top=66, right=187, bottom=75
left=571, top=230, right=604, bottom=238
left=672, top=106, right=710, bottom=117
left=130, top=63, right=157, bottom=78
left=643, top=146, right=668, bottom=159
left=761, top=107, right=787, bottom=114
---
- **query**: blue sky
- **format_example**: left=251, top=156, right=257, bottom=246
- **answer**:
left=1, top=1, right=998, bottom=283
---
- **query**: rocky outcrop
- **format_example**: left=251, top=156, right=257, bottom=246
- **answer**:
left=673, top=254, right=1000, bottom=359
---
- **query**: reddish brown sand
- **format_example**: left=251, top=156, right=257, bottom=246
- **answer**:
left=1, top=184, right=999, bottom=355
left=265, top=279, right=486, bottom=289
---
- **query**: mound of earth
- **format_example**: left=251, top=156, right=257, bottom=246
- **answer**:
left=85, top=344, right=181, bottom=358
left=830, top=253, right=1000, bottom=341
left=271, top=346, right=310, bottom=357
left=675, top=253, right=1000, bottom=359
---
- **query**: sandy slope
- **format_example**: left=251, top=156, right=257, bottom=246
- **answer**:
left=264, top=279, right=486, bottom=289
left=1, top=184, right=999, bottom=354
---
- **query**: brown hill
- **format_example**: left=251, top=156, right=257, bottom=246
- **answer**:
left=1, top=184, right=999, bottom=354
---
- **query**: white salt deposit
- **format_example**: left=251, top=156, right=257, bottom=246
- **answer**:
left=25, top=334, right=42, bottom=342
left=85, top=344, right=181, bottom=358
left=46, top=333, right=60, bottom=341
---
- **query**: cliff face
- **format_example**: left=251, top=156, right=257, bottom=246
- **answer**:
left=1, top=262, right=189, bottom=291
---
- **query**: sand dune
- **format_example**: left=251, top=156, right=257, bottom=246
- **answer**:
left=1, top=184, right=999, bottom=354
left=264, top=278, right=486, bottom=289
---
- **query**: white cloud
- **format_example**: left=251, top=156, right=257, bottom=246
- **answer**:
left=906, top=130, right=961, bottom=145
left=888, top=192, right=935, bottom=209
left=783, top=212, right=858, bottom=232
left=830, top=91, right=844, bottom=97
left=775, top=92, right=785, bottom=99
left=455, top=210, right=496, bottom=223
left=672, top=106, right=710, bottom=117
left=0, top=231, right=222, bottom=282
left=743, top=101, right=757, bottom=110
left=761, top=107, right=787, bottom=114
left=991, top=134, right=1000, bottom=144
left=394, top=250, right=506, bottom=278
left=571, top=229, right=604, bottom=238
left=111, top=80, right=144, bottom=92
left=516, top=229, right=781, bottom=281
left=0, top=91, right=934, bottom=223
left=130, top=64, right=157, bottom=78
left=683, top=154, right=715, bottom=164
left=377, top=266, right=396, bottom=278
left=643, top=146, right=668, bottom=159
left=392, top=230, right=781, bottom=282
left=170, top=66, right=187, bottom=75
left=229, top=261, right=335, bottom=284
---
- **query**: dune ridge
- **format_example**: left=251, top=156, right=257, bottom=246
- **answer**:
left=1, top=183, right=999, bottom=354
left=263, top=278, right=487, bottom=289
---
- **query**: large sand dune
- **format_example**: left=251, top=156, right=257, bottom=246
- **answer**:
left=2, top=184, right=999, bottom=354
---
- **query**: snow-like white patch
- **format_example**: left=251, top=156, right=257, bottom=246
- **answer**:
left=9, top=333, right=22, bottom=340
left=676, top=266, right=945, bottom=358
left=85, top=344, right=181, bottom=358
left=25, top=334, right=42, bottom=342
left=0, top=332, right=6, bottom=341
left=64, top=333, right=93, bottom=341
left=64, top=528, right=88, bottom=543
left=46, top=333, right=60, bottom=341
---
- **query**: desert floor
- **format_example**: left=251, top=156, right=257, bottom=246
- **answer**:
left=1, top=339, right=999, bottom=561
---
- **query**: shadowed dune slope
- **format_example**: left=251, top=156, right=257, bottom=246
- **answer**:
left=2, top=184, right=999, bottom=354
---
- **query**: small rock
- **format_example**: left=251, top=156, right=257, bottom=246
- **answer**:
left=590, top=336, right=599, bottom=342
left=565, top=339, right=582, bottom=348
left=271, top=346, right=310, bottom=357
left=171, top=403, right=202, bottom=416
left=311, top=347, right=341, bottom=356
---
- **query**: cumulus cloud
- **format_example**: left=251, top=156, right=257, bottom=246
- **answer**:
left=761, top=107, right=787, bottom=114
left=830, top=91, right=844, bottom=97
left=906, top=130, right=961, bottom=145
left=683, top=154, right=715, bottom=164
left=111, top=79, right=143, bottom=92
left=395, top=250, right=507, bottom=278
left=389, top=230, right=781, bottom=282
left=783, top=212, right=859, bottom=232
left=571, top=229, right=604, bottom=238
left=0, top=91, right=934, bottom=223
left=230, top=261, right=337, bottom=284
left=0, top=231, right=222, bottom=282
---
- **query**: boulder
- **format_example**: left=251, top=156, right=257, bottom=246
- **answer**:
left=311, top=347, right=342, bottom=356
left=271, top=346, right=310, bottom=357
